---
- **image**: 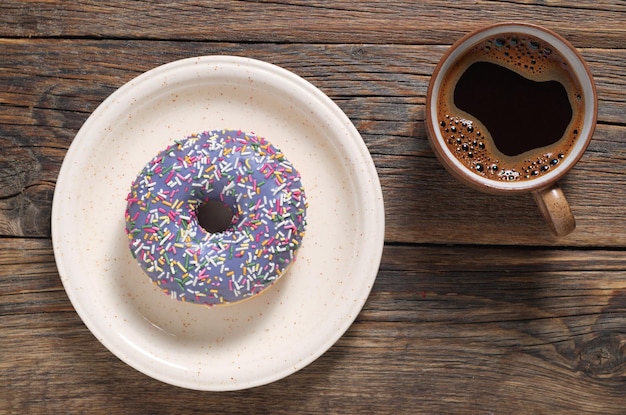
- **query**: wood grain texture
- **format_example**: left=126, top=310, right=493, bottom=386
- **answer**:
left=1, top=240, right=625, bottom=414
left=2, top=0, right=626, bottom=48
left=0, top=39, right=625, bottom=244
left=1, top=1, right=625, bottom=414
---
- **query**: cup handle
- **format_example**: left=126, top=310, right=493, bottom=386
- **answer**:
left=532, top=184, right=576, bottom=237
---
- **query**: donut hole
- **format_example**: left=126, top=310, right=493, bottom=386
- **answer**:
left=196, top=200, right=235, bottom=233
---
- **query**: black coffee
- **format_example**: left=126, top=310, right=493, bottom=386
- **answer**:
left=455, top=61, right=573, bottom=157
left=437, top=33, right=584, bottom=181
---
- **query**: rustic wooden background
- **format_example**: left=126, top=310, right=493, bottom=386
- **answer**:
left=1, top=1, right=625, bottom=414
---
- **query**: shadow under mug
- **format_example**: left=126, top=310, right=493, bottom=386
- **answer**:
left=425, top=22, right=598, bottom=237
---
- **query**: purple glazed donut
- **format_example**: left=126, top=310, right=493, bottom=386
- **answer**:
left=125, top=129, right=307, bottom=306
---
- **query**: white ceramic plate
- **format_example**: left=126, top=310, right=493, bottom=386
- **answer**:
left=52, top=56, right=384, bottom=391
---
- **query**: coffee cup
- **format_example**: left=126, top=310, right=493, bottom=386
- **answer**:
left=425, top=23, right=597, bottom=237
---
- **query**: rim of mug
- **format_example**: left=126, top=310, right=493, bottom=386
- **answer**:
left=425, top=22, right=598, bottom=193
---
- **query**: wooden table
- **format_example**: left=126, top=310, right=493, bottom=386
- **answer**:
left=2, top=2, right=625, bottom=413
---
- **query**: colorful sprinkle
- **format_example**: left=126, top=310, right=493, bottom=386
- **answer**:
left=125, top=130, right=307, bottom=306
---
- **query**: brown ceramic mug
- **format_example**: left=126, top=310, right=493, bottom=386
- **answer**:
left=425, top=23, right=597, bottom=237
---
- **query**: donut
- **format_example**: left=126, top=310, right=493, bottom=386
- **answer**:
left=124, top=129, right=307, bottom=306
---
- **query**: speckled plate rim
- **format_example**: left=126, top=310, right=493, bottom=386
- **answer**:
left=52, top=56, right=384, bottom=391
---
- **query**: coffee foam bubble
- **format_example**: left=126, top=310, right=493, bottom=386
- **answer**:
left=437, top=33, right=585, bottom=183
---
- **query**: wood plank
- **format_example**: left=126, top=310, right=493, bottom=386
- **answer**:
left=0, top=144, right=59, bottom=237
left=2, top=1, right=625, bottom=413
left=2, top=314, right=625, bottom=414
left=376, top=121, right=626, bottom=246
left=1, top=39, right=624, bottom=123
left=0, top=239, right=62, bottom=304
left=1, top=40, right=625, bottom=244
left=1, top=1, right=625, bottom=48
left=1, top=241, right=625, bottom=413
